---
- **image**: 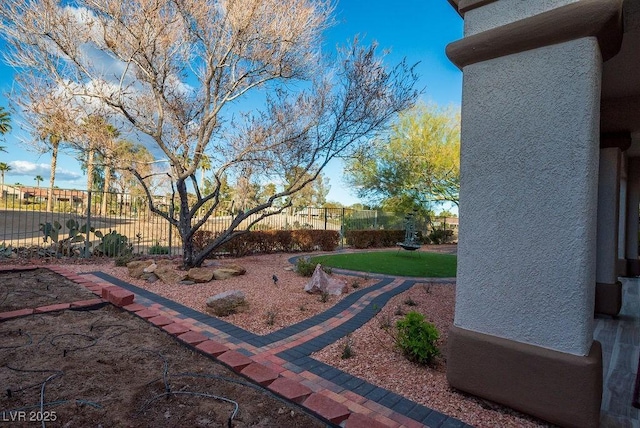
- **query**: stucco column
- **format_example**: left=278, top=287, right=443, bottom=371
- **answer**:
left=445, top=1, right=623, bottom=427
left=626, top=156, right=640, bottom=275
left=595, top=136, right=625, bottom=316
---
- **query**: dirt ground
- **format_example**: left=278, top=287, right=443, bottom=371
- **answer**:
left=0, top=269, right=328, bottom=428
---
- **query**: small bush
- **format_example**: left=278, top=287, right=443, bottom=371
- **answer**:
left=428, top=228, right=454, bottom=245
left=114, top=253, right=134, bottom=267
left=403, top=297, right=417, bottom=306
left=378, top=312, right=392, bottom=330
left=341, top=334, right=354, bottom=359
left=395, top=311, right=439, bottom=365
left=265, top=310, right=277, bottom=326
left=296, top=258, right=317, bottom=277
left=319, top=291, right=330, bottom=303
left=148, top=242, right=170, bottom=255
left=295, top=258, right=332, bottom=277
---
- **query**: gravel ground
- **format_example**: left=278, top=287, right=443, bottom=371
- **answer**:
left=1, top=247, right=551, bottom=427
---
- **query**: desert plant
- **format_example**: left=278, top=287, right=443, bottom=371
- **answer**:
left=319, top=291, right=330, bottom=303
left=395, top=311, right=439, bottom=365
left=428, top=228, right=454, bottom=245
left=404, top=297, right=417, bottom=306
left=95, top=230, right=132, bottom=257
left=296, top=258, right=332, bottom=277
left=0, top=242, right=14, bottom=258
left=265, top=310, right=278, bottom=326
left=296, top=258, right=317, bottom=277
left=378, top=311, right=393, bottom=330
left=39, top=219, right=102, bottom=256
left=341, top=334, right=354, bottom=359
left=148, top=242, right=170, bottom=255
left=351, top=280, right=360, bottom=289
left=114, top=253, right=134, bottom=267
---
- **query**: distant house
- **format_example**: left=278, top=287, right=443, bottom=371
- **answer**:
left=0, top=185, right=85, bottom=204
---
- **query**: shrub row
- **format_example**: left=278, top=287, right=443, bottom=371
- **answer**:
left=345, top=229, right=424, bottom=249
left=193, top=229, right=340, bottom=257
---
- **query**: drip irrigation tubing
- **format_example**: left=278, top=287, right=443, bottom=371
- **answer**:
left=0, top=330, right=33, bottom=349
left=4, top=366, right=64, bottom=396
left=49, top=333, right=97, bottom=353
left=137, top=391, right=239, bottom=428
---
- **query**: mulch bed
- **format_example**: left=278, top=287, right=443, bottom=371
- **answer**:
left=0, top=268, right=327, bottom=427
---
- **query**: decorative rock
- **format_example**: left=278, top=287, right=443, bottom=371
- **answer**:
left=179, top=280, right=196, bottom=285
left=154, top=264, right=189, bottom=284
left=304, top=264, right=348, bottom=295
left=127, top=260, right=155, bottom=279
left=225, top=264, right=246, bottom=275
left=143, top=263, right=157, bottom=273
left=187, top=267, right=215, bottom=283
left=212, top=265, right=245, bottom=280
left=145, top=273, right=159, bottom=283
left=206, top=290, right=247, bottom=316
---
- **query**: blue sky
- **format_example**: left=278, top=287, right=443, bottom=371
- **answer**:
left=0, top=1, right=463, bottom=206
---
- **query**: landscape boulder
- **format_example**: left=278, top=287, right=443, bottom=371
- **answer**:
left=206, top=290, right=247, bottom=316
left=127, top=260, right=155, bottom=279
left=187, top=267, right=215, bottom=283
left=143, top=263, right=157, bottom=273
left=212, top=264, right=246, bottom=280
left=154, top=264, right=189, bottom=284
left=304, top=264, right=348, bottom=296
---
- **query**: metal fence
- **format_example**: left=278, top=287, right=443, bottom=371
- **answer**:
left=0, top=185, right=458, bottom=256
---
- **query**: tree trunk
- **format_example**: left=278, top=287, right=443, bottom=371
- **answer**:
left=101, top=165, right=112, bottom=216
left=85, top=148, right=95, bottom=215
left=177, top=179, right=195, bottom=268
left=47, top=141, right=59, bottom=212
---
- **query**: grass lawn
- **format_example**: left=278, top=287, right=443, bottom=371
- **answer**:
left=309, top=251, right=457, bottom=277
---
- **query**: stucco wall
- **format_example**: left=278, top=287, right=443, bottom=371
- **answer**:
left=464, top=0, right=580, bottom=36
left=455, top=37, right=601, bottom=356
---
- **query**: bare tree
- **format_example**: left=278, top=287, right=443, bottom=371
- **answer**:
left=0, top=0, right=419, bottom=267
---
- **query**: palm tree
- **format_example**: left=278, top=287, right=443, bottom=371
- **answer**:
left=36, top=111, right=68, bottom=212
left=0, top=106, right=11, bottom=135
left=200, top=154, right=212, bottom=186
left=78, top=115, right=119, bottom=215
left=0, top=106, right=10, bottom=154
left=34, top=175, right=43, bottom=188
left=0, top=162, right=11, bottom=186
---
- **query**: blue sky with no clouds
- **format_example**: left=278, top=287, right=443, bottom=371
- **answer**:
left=0, top=1, right=463, bottom=206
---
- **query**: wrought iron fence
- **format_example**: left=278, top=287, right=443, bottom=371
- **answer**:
left=0, top=185, right=458, bottom=256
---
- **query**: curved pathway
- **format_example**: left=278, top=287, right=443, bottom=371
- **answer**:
left=4, top=258, right=466, bottom=428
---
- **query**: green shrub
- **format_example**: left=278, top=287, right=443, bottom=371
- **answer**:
left=148, top=242, right=170, bottom=255
left=295, top=258, right=333, bottom=277
left=395, top=311, right=439, bottom=365
left=345, top=230, right=410, bottom=248
left=296, top=258, right=317, bottom=277
left=428, top=228, right=454, bottom=244
left=114, top=253, right=134, bottom=266
left=192, top=229, right=339, bottom=256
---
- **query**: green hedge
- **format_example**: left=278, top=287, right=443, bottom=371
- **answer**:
left=345, top=229, right=423, bottom=249
left=193, top=229, right=340, bottom=257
